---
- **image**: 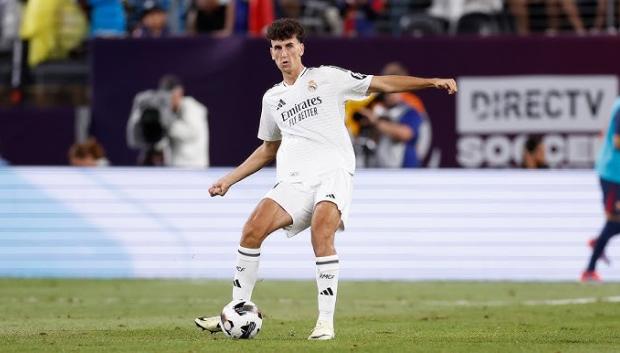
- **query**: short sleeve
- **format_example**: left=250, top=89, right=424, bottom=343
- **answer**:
left=323, top=66, right=373, bottom=102
left=257, top=95, right=282, bottom=141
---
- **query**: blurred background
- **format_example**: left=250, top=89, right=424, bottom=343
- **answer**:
left=1, top=0, right=619, bottom=281
left=1, top=0, right=620, bottom=167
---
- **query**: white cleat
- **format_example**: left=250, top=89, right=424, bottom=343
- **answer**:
left=194, top=316, right=222, bottom=333
left=308, top=320, right=335, bottom=340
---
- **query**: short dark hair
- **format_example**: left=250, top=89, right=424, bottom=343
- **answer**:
left=159, top=74, right=183, bottom=91
left=266, top=18, right=305, bottom=43
left=525, top=135, right=543, bottom=153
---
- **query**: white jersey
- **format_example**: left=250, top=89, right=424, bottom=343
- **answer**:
left=258, top=66, right=373, bottom=182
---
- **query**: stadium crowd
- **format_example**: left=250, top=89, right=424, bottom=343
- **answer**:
left=4, top=0, right=619, bottom=53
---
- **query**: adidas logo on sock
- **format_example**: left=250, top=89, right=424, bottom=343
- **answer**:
left=233, top=279, right=242, bottom=288
left=320, top=287, right=334, bottom=296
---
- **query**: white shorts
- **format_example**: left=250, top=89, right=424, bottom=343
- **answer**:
left=264, top=168, right=354, bottom=237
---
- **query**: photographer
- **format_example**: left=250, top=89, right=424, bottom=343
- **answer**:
left=355, top=92, right=427, bottom=168
left=126, top=75, right=209, bottom=167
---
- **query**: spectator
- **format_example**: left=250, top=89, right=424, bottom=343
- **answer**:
left=127, top=74, right=209, bottom=168
left=521, top=135, right=548, bottom=169
left=277, top=0, right=343, bottom=35
left=427, top=0, right=503, bottom=34
left=68, top=138, right=109, bottom=167
left=231, top=0, right=250, bottom=34
left=248, top=0, right=275, bottom=35
left=508, top=0, right=586, bottom=35
left=343, top=0, right=385, bottom=37
left=132, top=1, right=170, bottom=38
left=278, top=0, right=302, bottom=19
left=186, top=0, right=234, bottom=37
left=86, top=0, right=127, bottom=37
left=20, top=0, right=88, bottom=67
left=593, top=0, right=619, bottom=32
left=125, top=0, right=166, bottom=30
left=0, top=0, right=22, bottom=49
left=167, top=0, right=192, bottom=34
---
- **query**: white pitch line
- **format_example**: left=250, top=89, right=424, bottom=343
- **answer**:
left=523, top=296, right=620, bottom=306
left=426, top=296, right=620, bottom=307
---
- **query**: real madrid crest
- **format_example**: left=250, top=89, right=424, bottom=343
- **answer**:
left=308, top=80, right=318, bottom=92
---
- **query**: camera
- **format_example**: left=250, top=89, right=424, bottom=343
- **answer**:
left=132, top=89, right=175, bottom=147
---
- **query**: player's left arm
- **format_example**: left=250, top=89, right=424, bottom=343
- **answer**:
left=368, top=76, right=457, bottom=95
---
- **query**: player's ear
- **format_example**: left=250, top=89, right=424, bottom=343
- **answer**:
left=299, top=43, right=304, bottom=57
left=269, top=47, right=276, bottom=61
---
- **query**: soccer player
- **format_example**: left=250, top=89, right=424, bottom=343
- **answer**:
left=582, top=96, right=620, bottom=282
left=194, top=18, right=457, bottom=340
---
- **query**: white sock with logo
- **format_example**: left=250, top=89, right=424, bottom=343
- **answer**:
left=232, top=246, right=260, bottom=301
left=315, top=255, right=339, bottom=326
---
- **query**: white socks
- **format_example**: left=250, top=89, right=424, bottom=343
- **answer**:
left=232, top=246, right=260, bottom=301
left=315, top=255, right=339, bottom=325
left=231, top=247, right=340, bottom=326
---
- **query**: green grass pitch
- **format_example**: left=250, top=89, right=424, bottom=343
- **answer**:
left=1, top=279, right=619, bottom=353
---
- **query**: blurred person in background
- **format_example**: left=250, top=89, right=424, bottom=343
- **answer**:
left=161, top=75, right=209, bottom=168
left=349, top=62, right=429, bottom=168
left=83, top=0, right=127, bottom=37
left=427, top=0, right=503, bottom=34
left=593, top=0, right=619, bottom=32
left=0, top=0, right=23, bottom=48
left=127, top=74, right=209, bottom=168
left=248, top=0, right=275, bottom=35
left=508, top=0, right=586, bottom=35
left=20, top=0, right=88, bottom=67
left=186, top=0, right=234, bottom=36
left=521, top=135, right=548, bottom=169
left=132, top=1, right=170, bottom=37
left=582, top=95, right=620, bottom=282
left=276, top=0, right=343, bottom=35
left=355, top=91, right=427, bottom=168
left=342, top=0, right=384, bottom=36
left=164, top=0, right=191, bottom=34
left=68, top=138, right=109, bottom=167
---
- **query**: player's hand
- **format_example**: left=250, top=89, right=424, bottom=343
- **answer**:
left=209, top=179, right=231, bottom=197
left=433, top=78, right=458, bottom=95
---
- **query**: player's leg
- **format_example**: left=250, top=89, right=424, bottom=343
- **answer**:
left=308, top=200, right=342, bottom=340
left=583, top=179, right=620, bottom=281
left=234, top=198, right=293, bottom=300
left=195, top=198, right=292, bottom=332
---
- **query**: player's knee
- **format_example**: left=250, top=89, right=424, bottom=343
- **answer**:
left=241, top=221, right=267, bottom=248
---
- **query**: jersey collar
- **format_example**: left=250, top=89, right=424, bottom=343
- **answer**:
left=282, top=67, right=308, bottom=87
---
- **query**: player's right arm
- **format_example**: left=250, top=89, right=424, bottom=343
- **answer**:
left=209, top=140, right=280, bottom=197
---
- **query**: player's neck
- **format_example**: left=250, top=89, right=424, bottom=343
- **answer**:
left=282, top=66, right=305, bottom=86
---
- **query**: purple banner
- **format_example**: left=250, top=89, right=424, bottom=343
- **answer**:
left=92, top=36, right=620, bottom=167
left=0, top=108, right=75, bottom=165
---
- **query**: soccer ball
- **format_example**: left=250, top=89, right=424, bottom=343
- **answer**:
left=219, top=299, right=263, bottom=339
